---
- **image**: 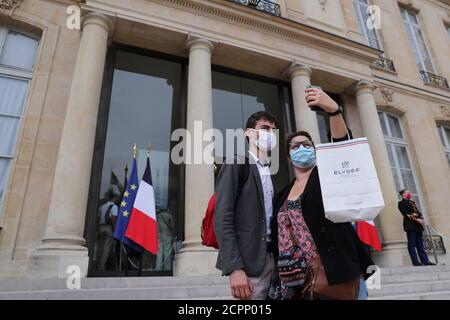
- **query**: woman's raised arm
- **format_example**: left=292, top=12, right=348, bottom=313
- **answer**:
left=305, top=88, right=348, bottom=139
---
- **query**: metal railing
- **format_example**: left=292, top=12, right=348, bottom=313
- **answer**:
left=372, top=56, right=396, bottom=73
left=423, top=234, right=446, bottom=255
left=420, top=70, right=450, bottom=90
left=227, top=0, right=281, bottom=16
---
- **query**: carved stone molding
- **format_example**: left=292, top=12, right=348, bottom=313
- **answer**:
left=0, top=0, right=22, bottom=16
left=440, top=105, right=450, bottom=121
left=160, top=0, right=380, bottom=62
left=397, top=0, right=419, bottom=13
left=380, top=87, right=394, bottom=104
left=318, top=0, right=328, bottom=11
left=0, top=0, right=22, bottom=10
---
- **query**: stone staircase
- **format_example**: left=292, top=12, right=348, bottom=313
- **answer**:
left=0, top=275, right=232, bottom=300
left=1, top=265, right=450, bottom=300
left=369, top=264, right=450, bottom=300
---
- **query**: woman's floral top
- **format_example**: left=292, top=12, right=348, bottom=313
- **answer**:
left=276, top=194, right=319, bottom=297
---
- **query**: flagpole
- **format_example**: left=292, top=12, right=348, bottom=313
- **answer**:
left=119, top=163, right=128, bottom=274
left=133, top=143, right=137, bottom=159
left=125, top=143, right=137, bottom=277
left=137, top=144, right=151, bottom=277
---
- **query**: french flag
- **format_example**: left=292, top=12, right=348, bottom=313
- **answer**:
left=125, top=157, right=158, bottom=254
left=356, top=220, right=382, bottom=252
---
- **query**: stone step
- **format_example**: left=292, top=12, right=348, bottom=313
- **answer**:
left=380, top=264, right=450, bottom=275
left=380, top=270, right=450, bottom=285
left=370, top=290, right=450, bottom=300
left=0, top=276, right=229, bottom=292
left=0, top=284, right=232, bottom=300
left=368, top=279, right=450, bottom=297
left=2, top=266, right=450, bottom=300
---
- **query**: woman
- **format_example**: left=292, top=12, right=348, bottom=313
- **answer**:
left=270, top=87, right=374, bottom=300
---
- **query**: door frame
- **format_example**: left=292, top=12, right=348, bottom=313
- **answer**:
left=84, top=43, right=188, bottom=277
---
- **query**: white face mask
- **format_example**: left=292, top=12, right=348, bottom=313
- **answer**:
left=250, top=129, right=277, bottom=152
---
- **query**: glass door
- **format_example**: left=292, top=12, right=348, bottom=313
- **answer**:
left=211, top=67, right=294, bottom=190
left=85, top=46, right=187, bottom=277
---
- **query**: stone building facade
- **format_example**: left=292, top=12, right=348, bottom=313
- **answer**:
left=0, top=0, right=449, bottom=279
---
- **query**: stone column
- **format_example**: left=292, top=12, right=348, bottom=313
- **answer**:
left=173, top=37, right=218, bottom=275
left=283, top=62, right=321, bottom=143
left=353, top=81, right=409, bottom=267
left=28, top=13, right=114, bottom=278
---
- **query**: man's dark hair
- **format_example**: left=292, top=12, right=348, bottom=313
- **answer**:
left=245, top=111, right=277, bottom=129
left=286, top=131, right=315, bottom=155
left=399, top=189, right=407, bottom=196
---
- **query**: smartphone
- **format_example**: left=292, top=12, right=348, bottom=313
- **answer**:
left=306, top=85, right=325, bottom=112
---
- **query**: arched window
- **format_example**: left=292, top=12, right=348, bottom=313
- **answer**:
left=378, top=112, right=424, bottom=211
left=0, top=26, right=39, bottom=219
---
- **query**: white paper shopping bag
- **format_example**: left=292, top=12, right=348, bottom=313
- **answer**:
left=315, top=137, right=385, bottom=223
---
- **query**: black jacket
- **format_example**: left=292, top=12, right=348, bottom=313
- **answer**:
left=215, top=156, right=277, bottom=277
left=398, top=198, right=424, bottom=232
left=270, top=166, right=374, bottom=285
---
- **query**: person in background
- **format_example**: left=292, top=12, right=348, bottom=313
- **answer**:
left=351, top=222, right=370, bottom=300
left=96, top=189, right=119, bottom=271
left=155, top=207, right=175, bottom=271
left=398, top=189, right=435, bottom=266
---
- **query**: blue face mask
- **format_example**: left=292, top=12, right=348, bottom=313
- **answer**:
left=290, top=145, right=316, bottom=168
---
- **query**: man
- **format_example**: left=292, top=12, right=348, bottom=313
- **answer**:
left=155, top=207, right=175, bottom=271
left=96, top=189, right=119, bottom=271
left=398, top=189, right=435, bottom=266
left=215, top=111, right=278, bottom=300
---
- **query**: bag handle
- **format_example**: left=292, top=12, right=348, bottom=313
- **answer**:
left=330, top=129, right=351, bottom=143
left=283, top=200, right=299, bottom=247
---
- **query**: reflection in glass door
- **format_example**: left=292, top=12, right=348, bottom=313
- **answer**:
left=86, top=46, right=186, bottom=277
left=211, top=68, right=294, bottom=190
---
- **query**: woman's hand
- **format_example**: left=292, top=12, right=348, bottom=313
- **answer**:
left=305, top=88, right=339, bottom=113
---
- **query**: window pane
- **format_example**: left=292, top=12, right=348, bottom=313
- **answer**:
left=0, top=31, right=39, bottom=70
left=317, top=112, right=329, bottom=144
left=445, top=127, right=450, bottom=148
left=386, top=143, right=395, bottom=165
left=387, top=115, right=403, bottom=138
left=401, top=169, right=417, bottom=194
left=437, top=126, right=446, bottom=146
left=391, top=167, right=401, bottom=192
left=400, top=8, right=407, bottom=20
left=241, top=78, right=281, bottom=127
left=212, top=70, right=291, bottom=190
left=404, top=24, right=422, bottom=66
left=354, top=3, right=366, bottom=33
left=0, top=158, right=11, bottom=212
left=408, top=12, right=418, bottom=25
left=413, top=26, right=433, bottom=72
left=395, top=145, right=412, bottom=169
left=379, top=112, right=388, bottom=136
left=212, top=72, right=243, bottom=155
left=0, top=76, right=28, bottom=116
left=0, top=116, right=20, bottom=156
left=368, top=36, right=380, bottom=49
left=354, top=1, right=381, bottom=49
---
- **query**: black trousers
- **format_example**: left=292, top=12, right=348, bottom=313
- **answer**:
left=406, top=230, right=429, bottom=265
